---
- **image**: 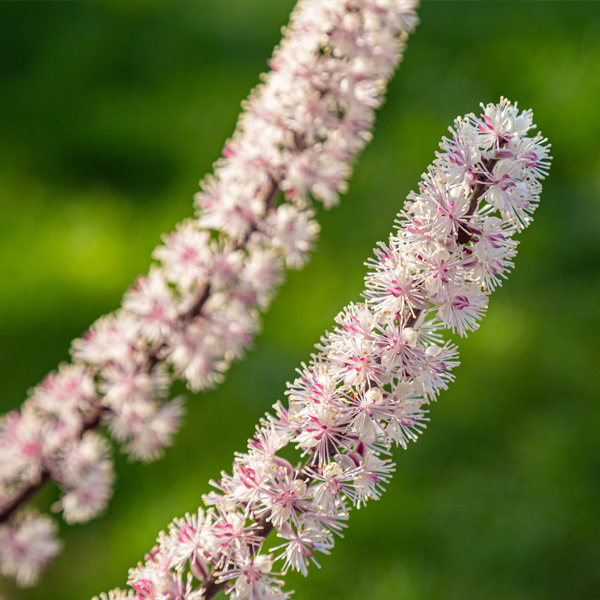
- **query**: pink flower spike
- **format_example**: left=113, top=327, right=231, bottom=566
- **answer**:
left=96, top=97, right=549, bottom=600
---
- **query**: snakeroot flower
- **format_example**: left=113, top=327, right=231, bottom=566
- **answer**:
left=94, top=98, right=550, bottom=600
left=0, top=0, right=419, bottom=586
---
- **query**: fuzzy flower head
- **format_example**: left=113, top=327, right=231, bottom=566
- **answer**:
left=0, top=512, right=62, bottom=587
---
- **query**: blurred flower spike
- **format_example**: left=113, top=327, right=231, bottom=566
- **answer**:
left=0, top=0, right=420, bottom=587
left=94, top=98, right=550, bottom=600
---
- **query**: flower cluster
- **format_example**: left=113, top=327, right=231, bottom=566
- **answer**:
left=95, top=99, right=550, bottom=600
left=0, top=0, right=420, bottom=587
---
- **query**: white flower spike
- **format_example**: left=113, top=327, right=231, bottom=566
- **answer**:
left=96, top=98, right=550, bottom=600
left=0, top=0, right=419, bottom=586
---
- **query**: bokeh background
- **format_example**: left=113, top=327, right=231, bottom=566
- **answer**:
left=1, top=2, right=600, bottom=599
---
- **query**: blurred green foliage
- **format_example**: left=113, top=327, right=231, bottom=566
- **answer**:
left=1, top=2, right=600, bottom=599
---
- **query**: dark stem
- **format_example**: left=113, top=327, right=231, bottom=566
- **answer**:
left=0, top=470, right=51, bottom=525
left=456, top=143, right=506, bottom=245
left=198, top=515, right=274, bottom=599
left=82, top=406, right=109, bottom=433
left=187, top=284, right=212, bottom=321
left=197, top=572, right=228, bottom=600
left=264, top=178, right=280, bottom=209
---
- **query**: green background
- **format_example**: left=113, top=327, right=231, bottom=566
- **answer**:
left=1, top=2, right=599, bottom=599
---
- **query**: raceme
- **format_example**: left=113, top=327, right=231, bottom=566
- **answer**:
left=94, top=98, right=550, bottom=600
left=0, top=0, right=419, bottom=587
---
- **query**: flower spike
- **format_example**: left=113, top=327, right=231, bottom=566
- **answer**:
left=95, top=98, right=550, bottom=600
left=0, top=0, right=419, bottom=586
